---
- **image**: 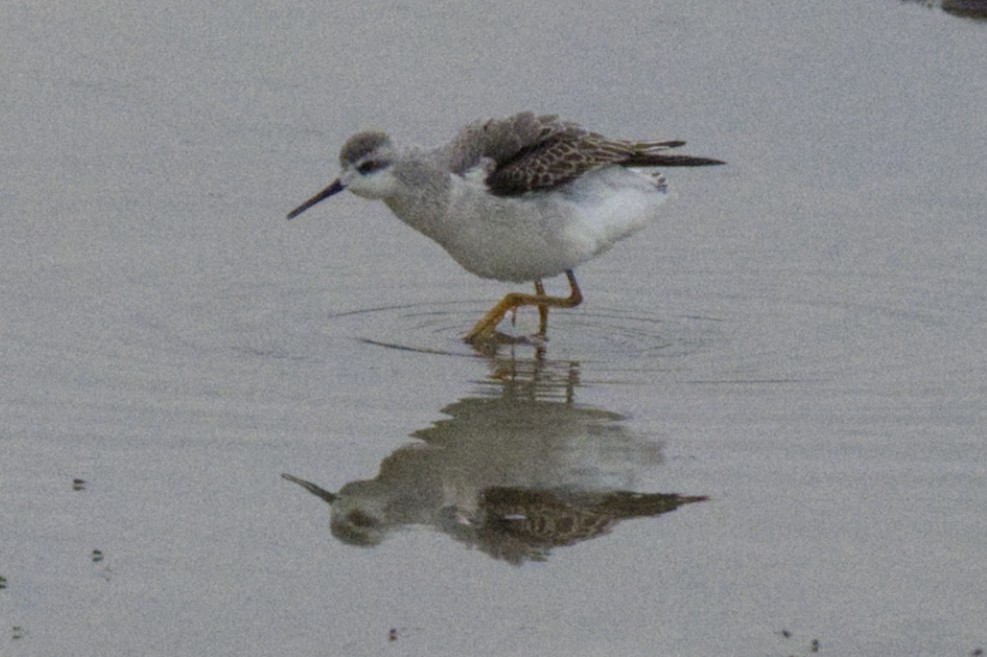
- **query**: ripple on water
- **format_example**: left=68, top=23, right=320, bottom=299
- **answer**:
left=326, top=301, right=727, bottom=384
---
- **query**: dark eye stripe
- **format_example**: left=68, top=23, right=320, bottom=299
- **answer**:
left=357, top=160, right=387, bottom=175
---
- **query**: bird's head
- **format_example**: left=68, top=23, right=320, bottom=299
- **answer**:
left=286, top=131, right=398, bottom=219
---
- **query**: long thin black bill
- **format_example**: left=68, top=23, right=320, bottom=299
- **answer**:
left=281, top=473, right=338, bottom=503
left=286, top=178, right=345, bottom=219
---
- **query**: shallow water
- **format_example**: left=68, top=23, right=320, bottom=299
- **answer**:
left=3, top=1, right=986, bottom=655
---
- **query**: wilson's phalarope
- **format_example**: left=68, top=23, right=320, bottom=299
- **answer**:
left=287, top=112, right=723, bottom=343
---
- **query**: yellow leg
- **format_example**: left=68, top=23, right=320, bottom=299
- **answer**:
left=465, top=270, right=583, bottom=343
left=534, top=279, right=549, bottom=335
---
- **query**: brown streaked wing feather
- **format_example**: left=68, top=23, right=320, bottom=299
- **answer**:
left=440, top=112, right=573, bottom=175
left=441, top=113, right=725, bottom=196
left=486, top=133, right=639, bottom=196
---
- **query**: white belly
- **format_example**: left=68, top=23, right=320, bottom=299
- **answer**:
left=394, top=167, right=668, bottom=283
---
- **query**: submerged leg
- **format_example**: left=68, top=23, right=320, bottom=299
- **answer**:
left=465, top=270, right=583, bottom=343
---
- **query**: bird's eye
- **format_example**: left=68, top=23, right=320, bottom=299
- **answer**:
left=357, top=160, right=387, bottom=175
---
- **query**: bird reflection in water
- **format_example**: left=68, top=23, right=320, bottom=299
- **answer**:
left=283, top=355, right=707, bottom=564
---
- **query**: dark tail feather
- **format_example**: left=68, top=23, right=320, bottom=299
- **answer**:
left=626, top=153, right=726, bottom=167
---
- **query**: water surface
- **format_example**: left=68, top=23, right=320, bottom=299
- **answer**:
left=2, top=1, right=986, bottom=655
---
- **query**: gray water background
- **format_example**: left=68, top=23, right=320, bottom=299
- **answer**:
left=2, top=1, right=986, bottom=655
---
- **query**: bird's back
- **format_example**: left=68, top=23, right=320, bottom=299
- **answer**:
left=436, top=112, right=722, bottom=198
